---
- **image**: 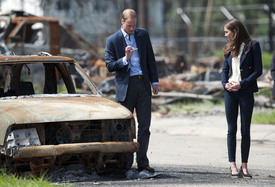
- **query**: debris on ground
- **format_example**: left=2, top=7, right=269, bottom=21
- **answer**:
left=125, top=169, right=161, bottom=180
left=47, top=164, right=102, bottom=183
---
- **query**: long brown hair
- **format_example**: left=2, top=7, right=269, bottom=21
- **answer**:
left=223, top=19, right=252, bottom=57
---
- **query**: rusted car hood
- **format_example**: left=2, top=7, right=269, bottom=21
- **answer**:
left=0, top=94, right=133, bottom=127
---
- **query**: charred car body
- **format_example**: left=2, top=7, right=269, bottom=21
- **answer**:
left=0, top=54, right=138, bottom=175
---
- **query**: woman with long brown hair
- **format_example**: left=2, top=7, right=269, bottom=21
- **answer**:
left=221, top=19, right=262, bottom=178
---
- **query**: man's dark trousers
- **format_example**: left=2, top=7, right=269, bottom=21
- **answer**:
left=120, top=76, right=151, bottom=169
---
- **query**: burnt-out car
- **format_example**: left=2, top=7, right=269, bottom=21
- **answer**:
left=0, top=53, right=138, bottom=175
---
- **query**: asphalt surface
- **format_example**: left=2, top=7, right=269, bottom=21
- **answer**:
left=71, top=113, right=275, bottom=187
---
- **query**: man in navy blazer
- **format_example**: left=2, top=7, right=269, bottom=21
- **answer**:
left=105, top=9, right=159, bottom=172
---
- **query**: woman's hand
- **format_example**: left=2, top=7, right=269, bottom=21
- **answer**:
left=225, top=81, right=241, bottom=92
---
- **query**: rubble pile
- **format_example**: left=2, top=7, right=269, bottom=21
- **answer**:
left=0, top=10, right=272, bottom=107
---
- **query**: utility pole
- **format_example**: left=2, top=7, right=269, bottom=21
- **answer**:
left=265, top=1, right=274, bottom=52
left=269, top=0, right=274, bottom=52
left=177, top=8, right=194, bottom=60
left=203, top=0, right=213, bottom=37
left=20, top=0, right=25, bottom=11
left=138, top=0, right=147, bottom=29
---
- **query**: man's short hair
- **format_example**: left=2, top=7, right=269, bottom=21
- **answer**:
left=122, top=9, right=136, bottom=21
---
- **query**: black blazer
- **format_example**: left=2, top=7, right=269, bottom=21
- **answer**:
left=221, top=41, right=263, bottom=93
left=105, top=28, right=159, bottom=101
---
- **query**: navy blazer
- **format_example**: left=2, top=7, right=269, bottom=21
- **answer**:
left=105, top=28, right=159, bottom=102
left=221, top=41, right=263, bottom=93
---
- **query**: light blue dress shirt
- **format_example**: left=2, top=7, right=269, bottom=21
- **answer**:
left=121, top=28, right=158, bottom=85
left=121, top=28, right=143, bottom=76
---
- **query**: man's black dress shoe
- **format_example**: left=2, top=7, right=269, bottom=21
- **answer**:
left=138, top=165, right=155, bottom=172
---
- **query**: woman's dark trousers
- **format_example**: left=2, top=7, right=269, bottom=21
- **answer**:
left=224, top=90, right=254, bottom=163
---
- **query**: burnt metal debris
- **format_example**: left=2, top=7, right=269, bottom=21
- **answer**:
left=0, top=10, right=98, bottom=63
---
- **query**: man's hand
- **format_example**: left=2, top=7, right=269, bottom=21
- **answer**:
left=152, top=84, right=159, bottom=95
left=125, top=46, right=136, bottom=61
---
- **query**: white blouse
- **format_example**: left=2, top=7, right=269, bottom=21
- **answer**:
left=228, top=43, right=244, bottom=82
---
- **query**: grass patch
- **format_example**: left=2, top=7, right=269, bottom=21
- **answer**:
left=255, top=88, right=272, bottom=98
left=158, top=99, right=224, bottom=115
left=252, top=109, right=275, bottom=124
left=262, top=51, right=273, bottom=69
left=158, top=99, right=275, bottom=125
left=0, top=169, right=69, bottom=187
left=57, top=83, right=68, bottom=93
left=213, top=50, right=273, bottom=70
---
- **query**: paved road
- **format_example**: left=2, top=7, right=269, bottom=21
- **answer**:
left=150, top=114, right=275, bottom=171
left=73, top=114, right=275, bottom=186
left=148, top=114, right=275, bottom=186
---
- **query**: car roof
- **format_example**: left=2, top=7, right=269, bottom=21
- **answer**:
left=0, top=55, right=74, bottom=65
